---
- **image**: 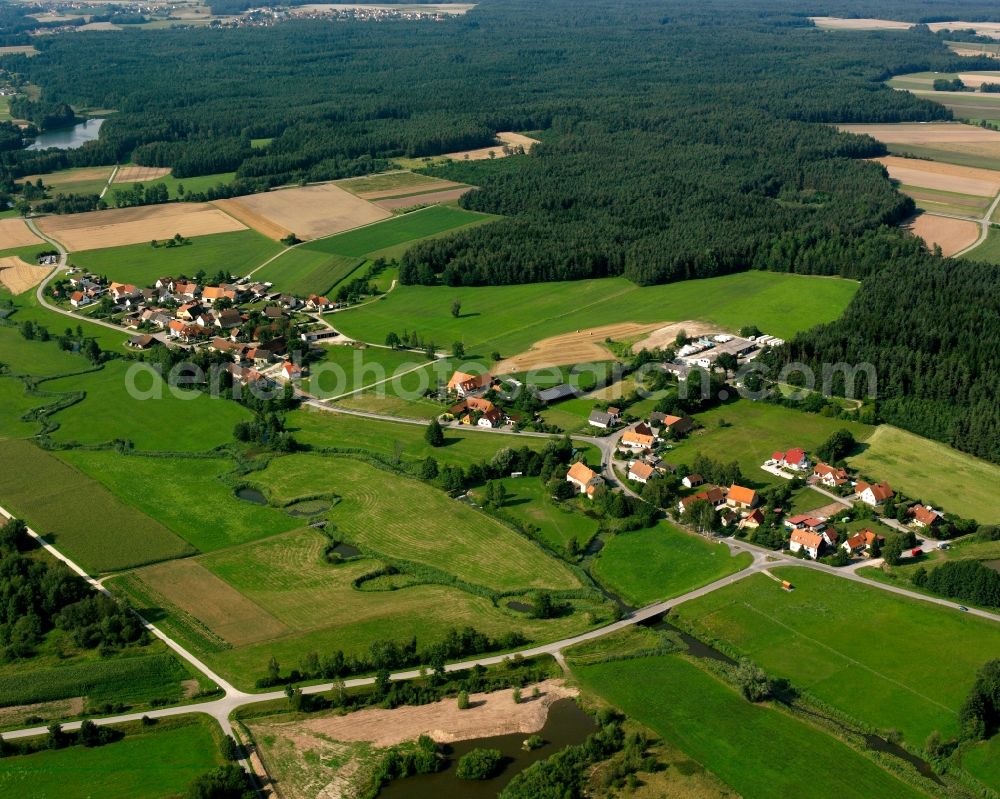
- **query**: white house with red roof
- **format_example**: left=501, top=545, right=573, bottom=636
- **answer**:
left=789, top=528, right=823, bottom=559
left=813, top=462, right=849, bottom=488
left=857, top=480, right=893, bottom=507
left=910, top=505, right=942, bottom=529
left=771, top=448, right=810, bottom=471
left=566, top=462, right=603, bottom=499
left=447, top=370, right=492, bottom=398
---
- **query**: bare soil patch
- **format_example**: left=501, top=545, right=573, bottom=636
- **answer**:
left=905, top=214, right=980, bottom=256
left=114, top=165, right=172, bottom=183
left=838, top=122, right=1000, bottom=145
left=375, top=186, right=473, bottom=210
left=807, top=501, right=850, bottom=519
left=0, top=218, right=44, bottom=250
left=0, top=697, right=84, bottom=728
left=0, top=255, right=50, bottom=295
left=443, top=131, right=540, bottom=162
left=630, top=320, right=719, bottom=353
left=214, top=184, right=390, bottom=241
left=37, top=203, right=246, bottom=251
left=494, top=321, right=665, bottom=373
left=810, top=16, right=911, bottom=30
left=138, top=559, right=289, bottom=646
left=875, top=156, right=1000, bottom=197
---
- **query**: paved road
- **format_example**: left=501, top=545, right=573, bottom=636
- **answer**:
left=952, top=189, right=1000, bottom=257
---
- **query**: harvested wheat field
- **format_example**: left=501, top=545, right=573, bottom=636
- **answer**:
left=928, top=21, right=1000, bottom=37
left=443, top=131, right=541, bottom=161
left=905, top=214, right=980, bottom=256
left=875, top=156, right=1000, bottom=196
left=23, top=166, right=113, bottom=187
left=810, top=16, right=912, bottom=30
left=0, top=218, right=44, bottom=250
left=375, top=186, right=473, bottom=210
left=136, top=559, right=290, bottom=647
left=838, top=122, right=1000, bottom=145
left=0, top=256, right=51, bottom=295
left=113, top=165, right=172, bottom=183
left=37, top=203, right=246, bottom=251
left=495, top=321, right=667, bottom=373
left=630, top=320, right=719, bottom=353
left=214, top=184, right=390, bottom=241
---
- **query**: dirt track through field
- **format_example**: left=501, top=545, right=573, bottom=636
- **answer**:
left=875, top=156, right=1000, bottom=196
left=36, top=203, right=246, bottom=251
left=0, top=218, right=44, bottom=250
left=374, top=186, right=473, bottom=210
left=494, top=321, right=667, bottom=373
left=630, top=320, right=720, bottom=353
left=113, top=165, right=172, bottom=183
left=213, top=184, right=390, bottom=241
left=905, top=214, right=980, bottom=256
left=23, top=166, right=114, bottom=187
left=0, top=256, right=50, bottom=295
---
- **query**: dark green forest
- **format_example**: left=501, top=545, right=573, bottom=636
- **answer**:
left=1, top=0, right=999, bottom=462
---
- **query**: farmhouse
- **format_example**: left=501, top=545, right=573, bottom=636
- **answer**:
left=910, top=505, right=943, bottom=528
left=127, top=334, right=155, bottom=349
left=740, top=508, right=765, bottom=529
left=279, top=361, right=303, bottom=382
left=307, top=294, right=333, bottom=311
left=857, top=480, right=894, bottom=507
left=682, top=474, right=704, bottom=488
left=789, top=529, right=823, bottom=559
left=447, top=370, right=492, bottom=397
left=628, top=461, right=655, bottom=484
left=678, top=486, right=726, bottom=514
left=69, top=290, right=90, bottom=308
left=661, top=362, right=692, bottom=381
left=727, top=485, right=758, bottom=509
left=842, top=528, right=885, bottom=555
left=216, top=308, right=243, bottom=330
left=566, top=461, right=603, bottom=499
left=620, top=424, right=656, bottom=450
left=173, top=281, right=199, bottom=299
left=813, top=462, right=849, bottom=487
left=201, top=286, right=237, bottom=304
left=588, top=409, right=616, bottom=429
left=771, top=448, right=810, bottom=471
left=784, top=514, right=826, bottom=532
left=651, top=413, right=693, bottom=437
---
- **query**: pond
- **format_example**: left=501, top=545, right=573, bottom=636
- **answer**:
left=235, top=487, right=267, bottom=506
left=26, top=118, right=104, bottom=151
left=639, top=613, right=737, bottom=665
left=377, top=698, right=596, bottom=799
left=329, top=542, right=361, bottom=558
left=285, top=499, right=332, bottom=517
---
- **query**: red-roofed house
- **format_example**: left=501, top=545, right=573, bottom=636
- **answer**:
left=678, top=486, right=727, bottom=514
left=566, top=462, right=603, bottom=499
left=910, top=505, right=942, bottom=529
left=857, top=481, right=893, bottom=507
left=628, top=461, right=655, bottom=484
left=789, top=529, right=823, bottom=559
left=69, top=290, right=90, bottom=308
left=740, top=508, right=765, bottom=530
left=727, top=485, right=759, bottom=509
left=772, top=448, right=810, bottom=471
left=813, top=462, right=849, bottom=487
left=279, top=361, right=303, bottom=382
left=447, top=370, right=492, bottom=398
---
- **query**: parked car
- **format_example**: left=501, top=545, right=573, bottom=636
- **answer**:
left=958, top=606, right=969, bottom=612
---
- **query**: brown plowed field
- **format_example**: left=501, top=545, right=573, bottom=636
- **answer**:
left=875, top=156, right=1000, bottom=196
left=0, top=218, right=44, bottom=250
left=37, top=203, right=247, bottom=251
left=0, top=256, right=50, bottom=295
left=905, top=214, right=980, bottom=256
left=113, top=165, right=172, bottom=183
left=374, top=186, right=473, bottom=210
left=214, top=184, right=390, bottom=241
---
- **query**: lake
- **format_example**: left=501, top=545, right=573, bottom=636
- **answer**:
left=26, top=118, right=104, bottom=151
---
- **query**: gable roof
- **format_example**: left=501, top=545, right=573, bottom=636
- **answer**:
left=859, top=481, right=893, bottom=501
left=911, top=505, right=941, bottom=526
left=783, top=447, right=806, bottom=464
left=621, top=428, right=655, bottom=447
left=728, top=484, right=757, bottom=506
left=447, top=370, right=491, bottom=392
left=589, top=409, right=614, bottom=424
left=814, top=463, right=848, bottom=479
left=629, top=462, right=655, bottom=481
left=790, top=529, right=823, bottom=550
left=567, top=461, right=598, bottom=485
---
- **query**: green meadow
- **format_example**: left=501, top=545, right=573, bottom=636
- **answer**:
left=301, top=344, right=424, bottom=398
left=5, top=289, right=134, bottom=352
left=70, top=230, right=283, bottom=286
left=574, top=654, right=928, bottom=799
left=0, top=376, right=47, bottom=440
left=672, top=568, right=1000, bottom=744
left=107, top=170, right=236, bottom=202
left=252, top=247, right=360, bottom=296
left=592, top=522, right=752, bottom=606
left=961, top=735, right=1000, bottom=792
left=0, top=319, right=90, bottom=376
left=0, top=716, right=224, bottom=798
left=335, top=271, right=859, bottom=356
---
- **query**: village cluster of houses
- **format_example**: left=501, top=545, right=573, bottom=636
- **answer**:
left=659, top=332, right=784, bottom=380
left=675, top=476, right=766, bottom=532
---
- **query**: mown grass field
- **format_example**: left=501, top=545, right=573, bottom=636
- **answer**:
left=592, top=523, right=752, bottom=606
left=252, top=246, right=360, bottom=296
left=886, top=141, right=1000, bottom=172
left=302, top=344, right=428, bottom=398
left=0, top=715, right=223, bottom=798
left=671, top=568, right=1000, bottom=744
left=961, top=735, right=1000, bottom=792
left=109, top=169, right=236, bottom=201
left=57, top=451, right=299, bottom=553
left=335, top=271, right=859, bottom=357
left=23, top=165, right=115, bottom=197
left=848, top=425, right=1000, bottom=523
left=964, top=228, right=1000, bottom=266
left=0, top=439, right=193, bottom=573
left=470, top=476, right=600, bottom=553
left=574, top=654, right=928, bottom=799
left=70, top=230, right=283, bottom=286
left=666, top=400, right=873, bottom=489
left=901, top=184, right=992, bottom=217
left=112, top=527, right=606, bottom=689
left=43, top=360, right=250, bottom=451
left=0, top=320, right=92, bottom=377
left=0, top=376, right=47, bottom=440
left=250, top=454, right=581, bottom=592
left=335, top=170, right=458, bottom=196
left=5, top=289, right=134, bottom=352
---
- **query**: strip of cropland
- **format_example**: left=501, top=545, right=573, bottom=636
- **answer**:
left=671, top=568, right=1000, bottom=745
left=574, top=652, right=929, bottom=799
left=335, top=271, right=858, bottom=356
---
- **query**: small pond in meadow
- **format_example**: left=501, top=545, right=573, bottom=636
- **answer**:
left=235, top=487, right=267, bottom=505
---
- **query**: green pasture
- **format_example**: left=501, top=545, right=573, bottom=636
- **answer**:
left=302, top=344, right=425, bottom=398
left=592, top=522, right=751, bottom=606
left=109, top=169, right=236, bottom=201
left=901, top=184, right=992, bottom=217
left=886, top=141, right=1000, bottom=172
left=252, top=246, right=360, bottom=296
left=70, top=230, right=283, bottom=286
left=848, top=425, right=1000, bottom=523
left=575, top=654, right=928, bottom=799
left=961, top=735, right=1000, bottom=792
left=22, top=165, right=114, bottom=197
left=0, top=376, right=47, bottom=440
left=0, top=319, right=89, bottom=376
left=57, top=450, right=299, bottom=553
left=0, top=715, right=224, bottom=798
left=671, top=568, right=1000, bottom=744
left=963, top=227, right=1000, bottom=267
left=335, top=271, right=859, bottom=356
left=0, top=439, right=193, bottom=573
left=4, top=289, right=134, bottom=352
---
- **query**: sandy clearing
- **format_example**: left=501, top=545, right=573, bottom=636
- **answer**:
left=630, top=320, right=720, bottom=354
left=37, top=202, right=246, bottom=251
left=213, top=184, right=390, bottom=241
left=0, top=218, right=44, bottom=250
left=905, top=214, right=980, bottom=257
left=494, top=321, right=666, bottom=374
left=443, top=131, right=540, bottom=162
left=355, top=179, right=465, bottom=201
left=23, top=166, right=114, bottom=186
left=810, top=17, right=912, bottom=31
left=113, top=165, right=172, bottom=183
left=874, top=156, right=1000, bottom=196
left=374, top=186, right=473, bottom=210
left=0, top=256, right=51, bottom=295
left=138, top=559, right=290, bottom=647
left=837, top=122, right=1000, bottom=145
left=295, top=679, right=576, bottom=748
